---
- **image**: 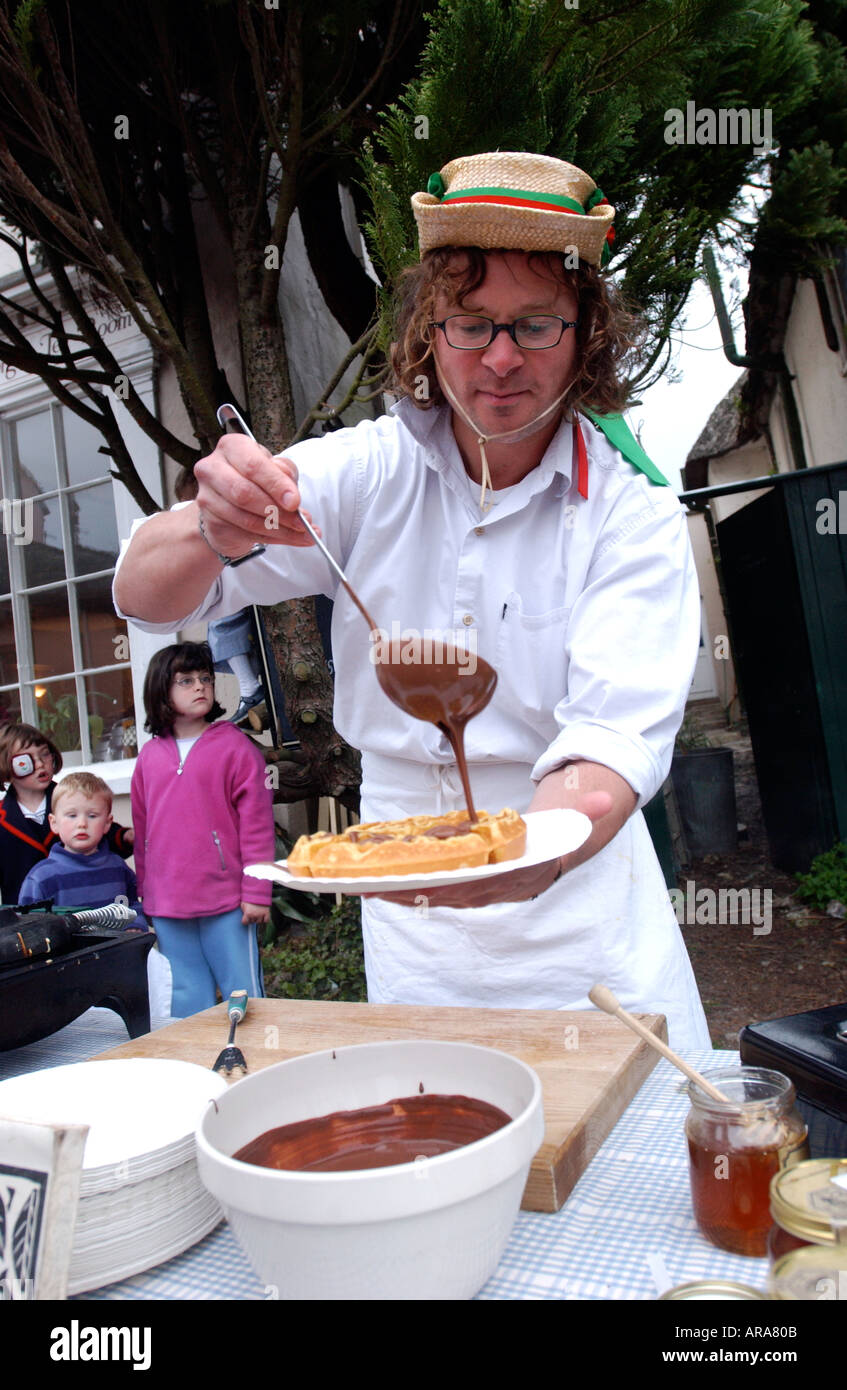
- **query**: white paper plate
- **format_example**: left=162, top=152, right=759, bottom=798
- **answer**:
left=68, top=1172, right=223, bottom=1294
left=245, top=806, right=592, bottom=894
left=0, top=1059, right=227, bottom=1169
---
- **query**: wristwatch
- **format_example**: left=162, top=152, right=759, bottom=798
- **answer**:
left=197, top=512, right=266, bottom=567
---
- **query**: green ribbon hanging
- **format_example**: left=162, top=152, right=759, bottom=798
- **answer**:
left=583, top=411, right=670, bottom=487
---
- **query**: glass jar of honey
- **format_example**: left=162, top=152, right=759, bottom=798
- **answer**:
left=768, top=1158, right=847, bottom=1261
left=686, top=1068, right=808, bottom=1257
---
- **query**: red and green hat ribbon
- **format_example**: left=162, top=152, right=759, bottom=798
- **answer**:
left=426, top=173, right=615, bottom=265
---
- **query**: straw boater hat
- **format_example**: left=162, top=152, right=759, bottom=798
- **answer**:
left=412, top=151, right=615, bottom=268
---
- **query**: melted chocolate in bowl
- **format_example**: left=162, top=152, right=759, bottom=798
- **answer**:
left=233, top=1093, right=511, bottom=1173
left=373, top=641, right=497, bottom=822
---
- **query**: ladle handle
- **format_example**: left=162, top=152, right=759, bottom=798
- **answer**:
left=216, top=403, right=356, bottom=598
left=589, top=983, right=732, bottom=1104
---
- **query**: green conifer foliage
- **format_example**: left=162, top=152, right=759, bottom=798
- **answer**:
left=362, top=0, right=844, bottom=392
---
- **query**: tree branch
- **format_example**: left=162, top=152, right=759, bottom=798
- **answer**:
left=44, top=252, right=201, bottom=470
left=286, top=323, right=382, bottom=446
left=300, top=0, right=406, bottom=154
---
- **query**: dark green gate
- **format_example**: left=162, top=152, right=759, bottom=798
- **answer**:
left=708, top=462, right=847, bottom=872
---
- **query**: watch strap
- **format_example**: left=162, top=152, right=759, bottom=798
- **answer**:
left=197, top=511, right=266, bottom=567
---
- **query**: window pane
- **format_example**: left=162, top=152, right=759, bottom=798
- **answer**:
left=12, top=411, right=56, bottom=495
left=85, top=669, right=136, bottom=762
left=0, top=532, right=8, bottom=595
left=68, top=483, right=119, bottom=575
left=63, top=409, right=111, bottom=487
left=77, top=575, right=125, bottom=669
left=0, top=600, right=18, bottom=684
left=29, top=588, right=74, bottom=677
left=34, top=678, right=80, bottom=754
left=22, top=495, right=66, bottom=586
left=0, top=687, right=21, bottom=726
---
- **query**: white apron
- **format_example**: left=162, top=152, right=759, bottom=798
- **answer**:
left=359, top=752, right=711, bottom=1053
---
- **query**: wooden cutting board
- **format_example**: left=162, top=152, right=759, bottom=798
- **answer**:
left=94, top=999, right=666, bottom=1213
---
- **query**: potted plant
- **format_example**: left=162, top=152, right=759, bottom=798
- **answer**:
left=670, top=714, right=738, bottom=857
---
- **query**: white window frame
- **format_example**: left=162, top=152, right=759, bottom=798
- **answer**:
left=0, top=268, right=167, bottom=795
left=0, top=400, right=136, bottom=762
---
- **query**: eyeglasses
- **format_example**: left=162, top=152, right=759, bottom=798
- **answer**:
left=173, top=674, right=214, bottom=689
left=430, top=314, right=579, bottom=350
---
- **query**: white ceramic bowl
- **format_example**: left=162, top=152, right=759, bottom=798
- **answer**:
left=195, top=1039, right=544, bottom=1301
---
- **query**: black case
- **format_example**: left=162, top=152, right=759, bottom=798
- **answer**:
left=739, top=1002, right=847, bottom=1157
left=0, top=928, right=154, bottom=1051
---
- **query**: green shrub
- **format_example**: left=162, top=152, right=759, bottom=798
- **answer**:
left=674, top=712, right=712, bottom=752
left=261, top=898, right=366, bottom=1002
left=795, top=842, right=847, bottom=911
left=261, top=827, right=327, bottom=948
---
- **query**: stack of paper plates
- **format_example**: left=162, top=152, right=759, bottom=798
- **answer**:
left=0, top=1059, right=228, bottom=1293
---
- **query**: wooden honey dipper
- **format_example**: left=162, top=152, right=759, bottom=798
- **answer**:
left=589, top=983, right=732, bottom=1103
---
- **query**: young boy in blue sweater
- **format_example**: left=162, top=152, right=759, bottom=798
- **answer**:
left=18, top=772, right=146, bottom=925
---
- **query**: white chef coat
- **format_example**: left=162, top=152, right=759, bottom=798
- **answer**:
left=116, top=399, right=710, bottom=1050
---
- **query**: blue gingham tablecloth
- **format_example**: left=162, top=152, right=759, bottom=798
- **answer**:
left=0, top=1010, right=770, bottom=1301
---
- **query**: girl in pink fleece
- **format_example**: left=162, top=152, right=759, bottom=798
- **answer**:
left=131, top=642, right=275, bottom=1016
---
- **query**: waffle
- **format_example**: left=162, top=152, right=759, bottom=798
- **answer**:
left=286, top=808, right=527, bottom=878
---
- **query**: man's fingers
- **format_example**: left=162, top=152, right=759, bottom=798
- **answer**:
left=220, top=433, right=300, bottom=489
left=198, top=437, right=298, bottom=509
left=199, top=485, right=313, bottom=545
left=367, top=856, right=561, bottom=908
left=195, top=439, right=319, bottom=548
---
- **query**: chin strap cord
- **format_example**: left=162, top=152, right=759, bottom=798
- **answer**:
left=476, top=436, right=494, bottom=511
left=432, top=363, right=575, bottom=513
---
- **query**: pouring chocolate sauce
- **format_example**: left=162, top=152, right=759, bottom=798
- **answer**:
left=217, top=404, right=498, bottom=823
left=326, top=567, right=496, bottom=822
left=372, top=642, right=496, bottom=823
left=320, top=583, right=497, bottom=825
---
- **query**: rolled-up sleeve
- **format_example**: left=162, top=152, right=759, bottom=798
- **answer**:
left=530, top=491, right=700, bottom=807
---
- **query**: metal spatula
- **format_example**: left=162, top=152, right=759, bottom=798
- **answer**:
left=212, top=989, right=249, bottom=1075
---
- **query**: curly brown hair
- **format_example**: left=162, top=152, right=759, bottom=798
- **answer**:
left=389, top=248, right=642, bottom=418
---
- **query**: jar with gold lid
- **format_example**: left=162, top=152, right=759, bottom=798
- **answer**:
left=770, top=1244, right=847, bottom=1300
left=659, top=1279, right=770, bottom=1301
left=686, top=1067, right=808, bottom=1257
left=768, top=1157, right=847, bottom=1261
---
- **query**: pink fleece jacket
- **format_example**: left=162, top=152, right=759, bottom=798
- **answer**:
left=130, top=722, right=274, bottom=917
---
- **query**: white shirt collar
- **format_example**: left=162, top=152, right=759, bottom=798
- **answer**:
left=389, top=395, right=575, bottom=504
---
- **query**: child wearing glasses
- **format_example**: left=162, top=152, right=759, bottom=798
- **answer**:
left=131, top=642, right=274, bottom=1016
left=0, top=721, right=134, bottom=905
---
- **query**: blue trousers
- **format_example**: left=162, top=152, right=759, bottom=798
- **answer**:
left=151, top=908, right=265, bottom=1017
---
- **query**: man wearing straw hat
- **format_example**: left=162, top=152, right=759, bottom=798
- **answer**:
left=115, top=151, right=710, bottom=1050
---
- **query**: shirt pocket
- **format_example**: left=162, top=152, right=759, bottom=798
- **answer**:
left=494, top=591, right=571, bottom=722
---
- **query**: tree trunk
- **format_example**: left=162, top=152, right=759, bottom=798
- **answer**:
left=223, top=113, right=361, bottom=809
left=261, top=600, right=361, bottom=812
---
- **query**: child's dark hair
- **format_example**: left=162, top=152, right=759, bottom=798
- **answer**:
left=143, top=642, right=225, bottom=736
left=0, top=721, right=62, bottom=784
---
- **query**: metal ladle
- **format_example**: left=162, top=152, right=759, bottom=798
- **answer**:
left=216, top=404, right=377, bottom=628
